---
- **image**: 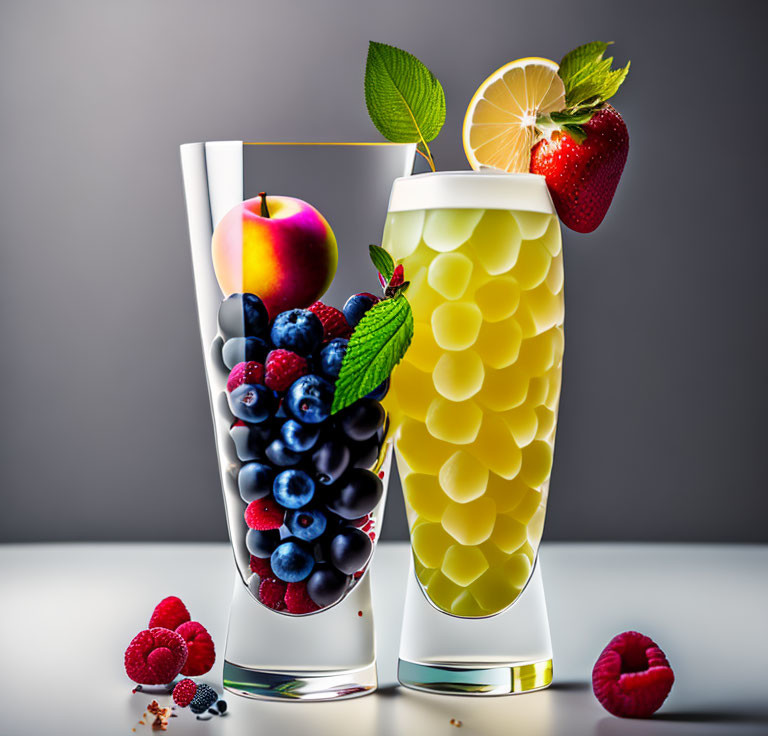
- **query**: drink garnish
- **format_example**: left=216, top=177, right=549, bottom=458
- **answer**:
left=364, top=41, right=446, bottom=171
left=331, top=246, right=413, bottom=414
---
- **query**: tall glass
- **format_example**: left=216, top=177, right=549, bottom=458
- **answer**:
left=180, top=141, right=415, bottom=700
left=383, top=172, right=563, bottom=695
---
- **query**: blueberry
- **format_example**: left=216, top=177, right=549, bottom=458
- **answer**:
left=222, top=336, right=269, bottom=369
left=326, top=468, right=383, bottom=520
left=218, top=293, right=270, bottom=339
left=270, top=541, right=315, bottom=583
left=365, top=378, right=390, bottom=401
left=330, top=528, right=373, bottom=575
left=265, top=438, right=302, bottom=467
left=285, top=509, right=327, bottom=541
left=281, top=419, right=320, bottom=453
left=228, top=383, right=275, bottom=424
left=285, top=375, right=334, bottom=424
left=270, top=309, right=323, bottom=356
left=238, top=462, right=274, bottom=502
left=306, top=565, right=350, bottom=608
left=319, top=338, right=348, bottom=381
left=350, top=435, right=381, bottom=470
left=343, top=293, right=378, bottom=329
left=246, top=528, right=280, bottom=558
left=311, top=438, right=350, bottom=485
left=339, top=399, right=385, bottom=441
left=273, top=469, right=315, bottom=509
left=229, top=420, right=272, bottom=462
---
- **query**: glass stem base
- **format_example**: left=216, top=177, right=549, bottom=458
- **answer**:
left=223, top=573, right=378, bottom=701
left=397, top=658, right=552, bottom=696
left=223, top=661, right=377, bottom=701
left=397, top=556, right=553, bottom=696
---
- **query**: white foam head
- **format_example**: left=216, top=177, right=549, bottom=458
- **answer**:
left=388, top=171, right=554, bottom=215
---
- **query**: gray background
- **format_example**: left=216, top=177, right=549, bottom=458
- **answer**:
left=1, top=0, right=766, bottom=543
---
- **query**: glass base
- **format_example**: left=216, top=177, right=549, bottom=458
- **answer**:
left=223, top=660, right=377, bottom=701
left=397, top=658, right=552, bottom=696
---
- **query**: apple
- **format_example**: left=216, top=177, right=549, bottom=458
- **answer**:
left=212, top=193, right=338, bottom=316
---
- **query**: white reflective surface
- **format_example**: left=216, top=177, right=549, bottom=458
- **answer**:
left=1, top=543, right=766, bottom=735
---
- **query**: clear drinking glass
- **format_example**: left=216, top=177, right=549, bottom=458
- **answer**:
left=383, top=171, right=563, bottom=695
left=180, top=141, right=415, bottom=700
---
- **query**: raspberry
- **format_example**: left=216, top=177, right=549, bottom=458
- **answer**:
left=189, top=684, right=218, bottom=714
left=148, top=596, right=190, bottom=630
left=592, top=631, right=674, bottom=718
left=250, top=555, right=273, bottom=577
left=226, top=361, right=265, bottom=392
left=124, top=628, right=188, bottom=685
left=258, top=578, right=287, bottom=610
left=308, top=301, right=351, bottom=340
left=176, top=621, right=216, bottom=677
left=172, top=678, right=197, bottom=707
left=284, top=581, right=320, bottom=614
left=245, top=496, right=285, bottom=530
left=264, top=349, right=309, bottom=392
left=348, top=514, right=370, bottom=528
left=389, top=264, right=405, bottom=287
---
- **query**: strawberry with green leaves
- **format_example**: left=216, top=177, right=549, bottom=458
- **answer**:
left=531, top=42, right=630, bottom=233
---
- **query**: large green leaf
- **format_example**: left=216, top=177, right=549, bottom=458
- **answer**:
left=364, top=41, right=446, bottom=145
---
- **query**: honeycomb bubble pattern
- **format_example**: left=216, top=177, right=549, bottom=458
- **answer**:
left=383, top=207, right=564, bottom=617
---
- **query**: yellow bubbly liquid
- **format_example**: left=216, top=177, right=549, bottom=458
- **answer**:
left=383, top=207, right=564, bottom=617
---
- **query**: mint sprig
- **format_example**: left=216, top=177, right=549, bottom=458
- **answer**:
left=536, top=41, right=630, bottom=144
left=364, top=41, right=445, bottom=171
left=331, top=293, right=413, bottom=414
left=558, top=41, right=630, bottom=111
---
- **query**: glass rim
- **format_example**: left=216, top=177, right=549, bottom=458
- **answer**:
left=387, top=169, right=554, bottom=214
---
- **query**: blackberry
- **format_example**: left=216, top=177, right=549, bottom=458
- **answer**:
left=189, top=684, right=218, bottom=714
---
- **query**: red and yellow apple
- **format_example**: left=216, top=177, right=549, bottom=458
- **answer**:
left=211, top=194, right=338, bottom=316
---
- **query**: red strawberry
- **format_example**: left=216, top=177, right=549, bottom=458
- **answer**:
left=531, top=105, right=628, bottom=233
left=148, top=596, right=190, bottom=630
left=176, top=621, right=216, bottom=676
left=592, top=631, right=674, bottom=718
left=124, top=627, right=188, bottom=685
left=264, top=349, right=309, bottom=392
left=308, top=301, right=351, bottom=340
left=226, top=361, right=265, bottom=392
left=245, top=496, right=285, bottom=530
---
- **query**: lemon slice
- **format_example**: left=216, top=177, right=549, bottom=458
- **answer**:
left=463, top=57, right=566, bottom=173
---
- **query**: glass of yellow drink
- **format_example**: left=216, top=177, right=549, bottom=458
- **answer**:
left=383, top=171, right=563, bottom=694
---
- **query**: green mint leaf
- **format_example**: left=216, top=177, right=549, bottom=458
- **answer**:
left=566, top=57, right=613, bottom=106
left=558, top=41, right=629, bottom=108
left=364, top=41, right=446, bottom=145
left=598, top=61, right=631, bottom=102
left=331, top=294, right=413, bottom=414
left=559, top=41, right=611, bottom=88
left=369, top=244, right=395, bottom=281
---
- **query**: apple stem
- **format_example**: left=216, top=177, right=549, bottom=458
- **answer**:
left=258, top=191, right=270, bottom=218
